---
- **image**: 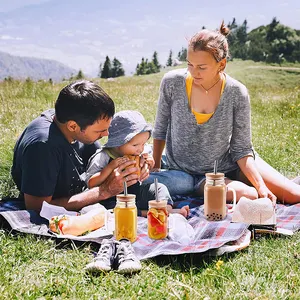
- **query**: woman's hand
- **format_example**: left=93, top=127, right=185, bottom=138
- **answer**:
left=257, top=185, right=277, bottom=205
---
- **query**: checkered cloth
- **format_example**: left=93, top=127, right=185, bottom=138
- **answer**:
left=276, top=203, right=300, bottom=231
left=134, top=212, right=250, bottom=260
left=1, top=198, right=300, bottom=260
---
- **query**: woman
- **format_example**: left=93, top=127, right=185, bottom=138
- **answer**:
left=146, top=21, right=300, bottom=204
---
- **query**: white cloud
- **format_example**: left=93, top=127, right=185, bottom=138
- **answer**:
left=59, top=30, right=74, bottom=37
left=0, top=35, right=23, bottom=40
left=0, top=0, right=51, bottom=13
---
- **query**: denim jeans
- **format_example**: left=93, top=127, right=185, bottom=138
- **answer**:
left=143, top=169, right=205, bottom=196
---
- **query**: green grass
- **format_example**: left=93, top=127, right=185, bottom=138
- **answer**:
left=0, top=60, right=300, bottom=299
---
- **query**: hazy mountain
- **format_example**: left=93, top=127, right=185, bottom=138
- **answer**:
left=0, top=51, right=76, bottom=81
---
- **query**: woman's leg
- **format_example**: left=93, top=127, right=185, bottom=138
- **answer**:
left=143, top=170, right=194, bottom=196
left=225, top=178, right=258, bottom=202
left=254, top=156, right=300, bottom=204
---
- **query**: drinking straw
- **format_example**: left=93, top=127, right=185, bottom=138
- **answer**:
left=123, top=180, right=128, bottom=207
left=214, top=160, right=218, bottom=174
left=154, top=178, right=159, bottom=202
left=123, top=180, right=128, bottom=196
left=213, top=160, right=218, bottom=186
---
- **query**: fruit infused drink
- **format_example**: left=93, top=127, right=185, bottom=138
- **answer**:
left=147, top=200, right=168, bottom=239
left=114, top=194, right=137, bottom=243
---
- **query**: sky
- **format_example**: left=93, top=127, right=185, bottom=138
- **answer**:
left=0, top=0, right=299, bottom=76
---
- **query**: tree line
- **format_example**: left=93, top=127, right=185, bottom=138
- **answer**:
left=226, top=17, right=300, bottom=64
left=97, top=18, right=299, bottom=79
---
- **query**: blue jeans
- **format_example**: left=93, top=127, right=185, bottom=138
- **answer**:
left=143, top=169, right=205, bottom=196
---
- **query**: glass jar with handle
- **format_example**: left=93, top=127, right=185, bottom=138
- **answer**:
left=204, top=173, right=236, bottom=221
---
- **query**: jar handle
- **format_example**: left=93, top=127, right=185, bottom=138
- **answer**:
left=227, top=187, right=236, bottom=212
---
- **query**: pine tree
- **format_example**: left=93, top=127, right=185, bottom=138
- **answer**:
left=177, top=47, right=187, bottom=61
left=136, top=57, right=146, bottom=75
left=166, top=50, right=173, bottom=66
left=152, top=51, right=161, bottom=73
left=266, top=17, right=280, bottom=42
left=101, top=56, right=112, bottom=78
left=76, top=69, right=84, bottom=79
left=111, top=57, right=125, bottom=77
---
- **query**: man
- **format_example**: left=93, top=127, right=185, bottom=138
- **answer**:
left=12, top=80, right=145, bottom=212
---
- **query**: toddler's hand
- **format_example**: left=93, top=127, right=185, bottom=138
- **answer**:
left=141, top=153, right=155, bottom=170
left=111, top=157, right=128, bottom=169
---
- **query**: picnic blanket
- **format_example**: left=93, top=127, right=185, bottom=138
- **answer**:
left=1, top=199, right=300, bottom=260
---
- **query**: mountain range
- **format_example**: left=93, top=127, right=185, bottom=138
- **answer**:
left=0, top=51, right=76, bottom=81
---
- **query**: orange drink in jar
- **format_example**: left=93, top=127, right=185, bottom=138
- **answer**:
left=114, top=194, right=137, bottom=243
left=147, top=200, right=168, bottom=239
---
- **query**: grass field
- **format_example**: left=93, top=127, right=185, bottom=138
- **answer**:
left=0, top=60, right=300, bottom=299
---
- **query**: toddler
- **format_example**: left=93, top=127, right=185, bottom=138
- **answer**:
left=85, top=110, right=189, bottom=217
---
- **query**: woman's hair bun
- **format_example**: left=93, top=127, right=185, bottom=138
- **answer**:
left=219, top=20, right=230, bottom=37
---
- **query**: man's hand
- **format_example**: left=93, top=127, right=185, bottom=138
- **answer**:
left=99, top=160, right=139, bottom=198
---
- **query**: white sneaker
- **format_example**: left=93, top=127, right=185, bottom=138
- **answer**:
left=114, top=239, right=141, bottom=274
left=85, top=239, right=115, bottom=272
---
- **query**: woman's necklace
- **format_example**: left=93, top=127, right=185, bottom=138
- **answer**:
left=200, top=77, right=222, bottom=95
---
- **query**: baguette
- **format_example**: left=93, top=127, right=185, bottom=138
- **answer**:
left=49, top=207, right=106, bottom=236
left=124, top=154, right=141, bottom=178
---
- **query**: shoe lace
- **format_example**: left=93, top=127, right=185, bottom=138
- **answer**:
left=115, top=243, right=136, bottom=263
left=95, top=243, right=112, bottom=261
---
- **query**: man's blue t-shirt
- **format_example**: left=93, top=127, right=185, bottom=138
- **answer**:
left=11, top=109, right=100, bottom=200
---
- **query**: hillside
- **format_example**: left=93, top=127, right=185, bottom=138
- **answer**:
left=0, top=51, right=76, bottom=81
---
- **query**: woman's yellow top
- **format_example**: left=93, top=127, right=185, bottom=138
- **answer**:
left=186, top=73, right=226, bottom=124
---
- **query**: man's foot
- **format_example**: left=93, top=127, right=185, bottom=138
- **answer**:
left=114, top=239, right=141, bottom=274
left=85, top=239, right=115, bottom=272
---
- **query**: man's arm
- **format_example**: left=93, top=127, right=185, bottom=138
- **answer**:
left=25, top=159, right=140, bottom=212
left=24, top=185, right=112, bottom=212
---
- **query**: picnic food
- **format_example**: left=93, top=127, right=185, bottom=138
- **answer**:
left=147, top=200, right=168, bottom=239
left=49, top=207, right=106, bottom=236
left=124, top=155, right=141, bottom=178
left=114, top=194, right=137, bottom=243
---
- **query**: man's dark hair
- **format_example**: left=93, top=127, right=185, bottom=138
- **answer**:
left=55, top=80, right=115, bottom=130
